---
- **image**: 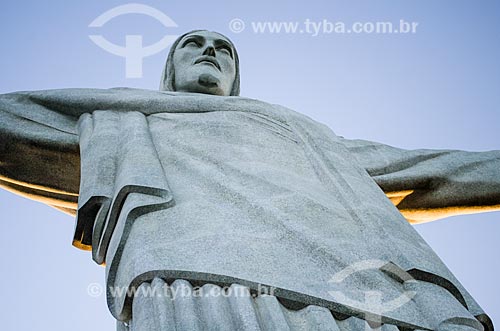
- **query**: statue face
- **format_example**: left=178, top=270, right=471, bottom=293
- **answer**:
left=172, top=31, right=236, bottom=96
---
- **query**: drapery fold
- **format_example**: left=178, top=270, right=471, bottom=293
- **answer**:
left=75, top=110, right=174, bottom=263
left=0, top=88, right=495, bottom=329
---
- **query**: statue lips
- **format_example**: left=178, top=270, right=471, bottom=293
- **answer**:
left=194, top=56, right=221, bottom=71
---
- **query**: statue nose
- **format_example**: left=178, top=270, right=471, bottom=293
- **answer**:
left=203, top=45, right=216, bottom=57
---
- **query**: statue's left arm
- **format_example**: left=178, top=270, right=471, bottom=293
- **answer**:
left=342, top=138, right=500, bottom=223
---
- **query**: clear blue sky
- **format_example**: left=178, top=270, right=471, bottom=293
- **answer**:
left=0, top=0, right=498, bottom=329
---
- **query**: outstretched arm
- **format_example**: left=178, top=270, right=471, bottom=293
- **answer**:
left=0, top=87, right=237, bottom=215
left=342, top=138, right=500, bottom=223
left=0, top=91, right=81, bottom=214
left=0, top=87, right=179, bottom=214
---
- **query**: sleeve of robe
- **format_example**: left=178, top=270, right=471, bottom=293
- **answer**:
left=342, top=138, right=500, bottom=223
left=0, top=88, right=174, bottom=254
left=0, top=91, right=81, bottom=215
left=0, top=87, right=175, bottom=216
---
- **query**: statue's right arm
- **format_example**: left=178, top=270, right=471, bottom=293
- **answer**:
left=0, top=87, right=180, bottom=215
left=0, top=87, right=229, bottom=215
left=0, top=90, right=82, bottom=215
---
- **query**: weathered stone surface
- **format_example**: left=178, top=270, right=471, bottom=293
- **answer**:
left=0, top=30, right=497, bottom=330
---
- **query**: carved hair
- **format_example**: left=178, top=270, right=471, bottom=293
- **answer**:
left=159, top=29, right=240, bottom=96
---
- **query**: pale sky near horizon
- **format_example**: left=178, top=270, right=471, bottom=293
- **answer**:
left=0, top=1, right=499, bottom=330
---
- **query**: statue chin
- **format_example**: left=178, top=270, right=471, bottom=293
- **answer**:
left=198, top=73, right=219, bottom=88
left=174, top=74, right=224, bottom=96
left=195, top=73, right=226, bottom=96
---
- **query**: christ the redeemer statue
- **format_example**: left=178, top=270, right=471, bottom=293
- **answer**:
left=0, top=30, right=498, bottom=331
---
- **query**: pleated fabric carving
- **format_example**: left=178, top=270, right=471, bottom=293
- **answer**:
left=118, top=278, right=403, bottom=331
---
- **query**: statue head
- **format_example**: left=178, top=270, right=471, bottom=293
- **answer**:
left=160, top=30, right=240, bottom=96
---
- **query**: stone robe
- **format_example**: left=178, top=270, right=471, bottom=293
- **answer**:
left=0, top=88, right=498, bottom=330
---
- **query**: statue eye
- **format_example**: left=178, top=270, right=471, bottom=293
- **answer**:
left=217, top=46, right=233, bottom=58
left=184, top=39, right=201, bottom=48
